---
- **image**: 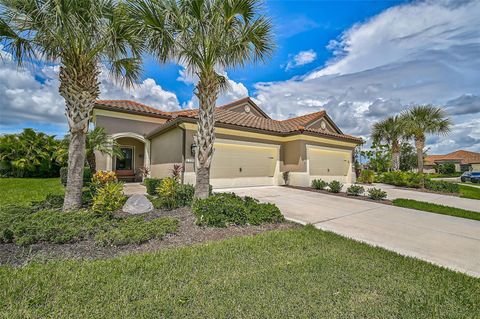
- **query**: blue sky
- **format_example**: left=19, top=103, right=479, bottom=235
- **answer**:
left=1, top=0, right=479, bottom=154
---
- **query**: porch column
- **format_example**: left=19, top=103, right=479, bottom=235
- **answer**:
left=106, top=138, right=114, bottom=171
left=144, top=140, right=151, bottom=177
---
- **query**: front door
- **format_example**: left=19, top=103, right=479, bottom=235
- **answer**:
left=115, top=147, right=134, bottom=176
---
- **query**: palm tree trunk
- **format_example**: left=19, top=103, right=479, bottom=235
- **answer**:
left=194, top=72, right=219, bottom=199
left=86, top=151, right=97, bottom=173
left=391, top=140, right=400, bottom=171
left=415, top=136, right=425, bottom=174
left=59, top=63, right=100, bottom=211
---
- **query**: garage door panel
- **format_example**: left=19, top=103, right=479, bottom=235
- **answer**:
left=309, top=148, right=350, bottom=176
left=211, top=143, right=277, bottom=179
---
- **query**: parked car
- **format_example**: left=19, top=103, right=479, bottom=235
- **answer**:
left=461, top=171, right=480, bottom=183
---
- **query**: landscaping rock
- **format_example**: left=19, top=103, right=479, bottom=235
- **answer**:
left=122, top=194, right=153, bottom=214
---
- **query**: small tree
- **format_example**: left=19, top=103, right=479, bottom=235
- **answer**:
left=371, top=115, right=405, bottom=171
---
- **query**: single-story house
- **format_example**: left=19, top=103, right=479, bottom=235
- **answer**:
left=424, top=150, right=480, bottom=173
left=93, top=97, right=363, bottom=188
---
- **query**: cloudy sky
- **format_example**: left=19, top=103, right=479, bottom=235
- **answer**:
left=1, top=0, right=479, bottom=154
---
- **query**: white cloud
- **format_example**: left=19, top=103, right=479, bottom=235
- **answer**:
left=285, top=49, right=317, bottom=70
left=0, top=48, right=181, bottom=130
left=254, top=0, right=480, bottom=153
left=177, top=66, right=248, bottom=108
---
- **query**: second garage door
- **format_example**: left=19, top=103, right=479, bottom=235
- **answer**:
left=210, top=141, right=278, bottom=188
left=308, top=146, right=350, bottom=180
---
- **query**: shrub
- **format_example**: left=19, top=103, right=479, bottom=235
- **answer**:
left=367, top=188, right=387, bottom=200
left=311, top=179, right=328, bottom=190
left=328, top=180, right=343, bottom=193
left=346, top=185, right=365, bottom=196
left=244, top=197, right=285, bottom=225
left=155, top=177, right=179, bottom=210
left=193, top=193, right=248, bottom=227
left=0, top=205, right=107, bottom=245
left=376, top=171, right=426, bottom=188
left=30, top=193, right=64, bottom=210
left=357, top=169, right=375, bottom=184
left=94, top=217, right=178, bottom=246
left=170, top=164, right=183, bottom=182
left=144, top=178, right=163, bottom=195
left=192, top=193, right=284, bottom=227
left=92, top=170, right=117, bottom=184
left=437, top=163, right=455, bottom=175
left=424, top=180, right=459, bottom=193
left=176, top=184, right=195, bottom=207
left=92, top=182, right=126, bottom=214
left=60, top=166, right=93, bottom=186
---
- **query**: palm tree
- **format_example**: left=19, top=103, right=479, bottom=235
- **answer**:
left=402, top=105, right=451, bottom=175
left=0, top=0, right=143, bottom=210
left=371, top=115, right=405, bottom=171
left=129, top=0, right=274, bottom=198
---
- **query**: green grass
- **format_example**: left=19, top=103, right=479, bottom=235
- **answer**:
left=393, top=198, right=480, bottom=221
left=1, top=227, right=479, bottom=318
left=459, top=184, right=480, bottom=200
left=0, top=178, right=64, bottom=207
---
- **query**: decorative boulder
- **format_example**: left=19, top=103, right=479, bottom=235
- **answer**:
left=122, top=194, right=153, bottom=214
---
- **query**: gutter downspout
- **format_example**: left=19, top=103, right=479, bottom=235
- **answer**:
left=179, top=125, right=186, bottom=185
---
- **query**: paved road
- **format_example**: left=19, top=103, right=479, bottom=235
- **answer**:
left=221, top=186, right=480, bottom=277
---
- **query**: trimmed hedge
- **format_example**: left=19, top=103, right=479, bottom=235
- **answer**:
left=60, top=167, right=92, bottom=186
left=376, top=171, right=459, bottom=194
left=193, top=193, right=284, bottom=227
left=357, top=169, right=375, bottom=184
left=424, top=180, right=459, bottom=193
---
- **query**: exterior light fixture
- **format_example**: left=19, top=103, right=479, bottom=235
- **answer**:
left=190, top=143, right=197, bottom=157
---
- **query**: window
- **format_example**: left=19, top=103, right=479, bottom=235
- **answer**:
left=116, top=147, right=134, bottom=170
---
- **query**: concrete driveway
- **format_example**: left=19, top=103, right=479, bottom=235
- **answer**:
left=362, top=183, right=480, bottom=212
left=221, top=186, right=480, bottom=277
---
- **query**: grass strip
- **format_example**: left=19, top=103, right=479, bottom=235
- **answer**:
left=393, top=198, right=480, bottom=221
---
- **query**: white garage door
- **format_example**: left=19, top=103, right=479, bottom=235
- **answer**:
left=308, top=147, right=350, bottom=177
left=210, top=141, right=278, bottom=188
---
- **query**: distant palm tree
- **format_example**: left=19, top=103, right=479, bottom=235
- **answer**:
left=0, top=0, right=143, bottom=210
left=371, top=115, right=405, bottom=171
left=129, top=0, right=274, bottom=198
left=402, top=105, right=451, bottom=175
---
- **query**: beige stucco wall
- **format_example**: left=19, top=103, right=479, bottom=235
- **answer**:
left=95, top=115, right=165, bottom=136
left=150, top=128, right=183, bottom=178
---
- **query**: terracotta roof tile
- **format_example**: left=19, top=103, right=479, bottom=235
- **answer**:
left=95, top=100, right=170, bottom=117
left=95, top=98, right=362, bottom=143
left=425, top=150, right=480, bottom=165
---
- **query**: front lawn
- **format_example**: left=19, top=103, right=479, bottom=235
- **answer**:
left=0, top=178, right=63, bottom=207
left=1, top=226, right=479, bottom=318
left=393, top=198, right=480, bottom=221
left=459, top=184, right=480, bottom=200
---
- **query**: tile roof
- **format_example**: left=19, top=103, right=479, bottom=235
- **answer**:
left=95, top=98, right=363, bottom=143
left=424, top=150, right=480, bottom=165
left=95, top=100, right=171, bottom=117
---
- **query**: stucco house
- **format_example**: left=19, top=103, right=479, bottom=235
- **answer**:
left=93, top=97, right=363, bottom=188
left=424, top=150, right=480, bottom=173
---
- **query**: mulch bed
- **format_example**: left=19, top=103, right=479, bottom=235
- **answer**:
left=0, top=208, right=298, bottom=267
left=285, top=185, right=393, bottom=205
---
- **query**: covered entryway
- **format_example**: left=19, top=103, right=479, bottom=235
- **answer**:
left=106, top=132, right=150, bottom=182
left=210, top=140, right=280, bottom=188
left=307, top=145, right=352, bottom=183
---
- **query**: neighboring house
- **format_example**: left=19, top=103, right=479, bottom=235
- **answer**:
left=93, top=97, right=363, bottom=188
left=424, top=150, right=480, bottom=173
